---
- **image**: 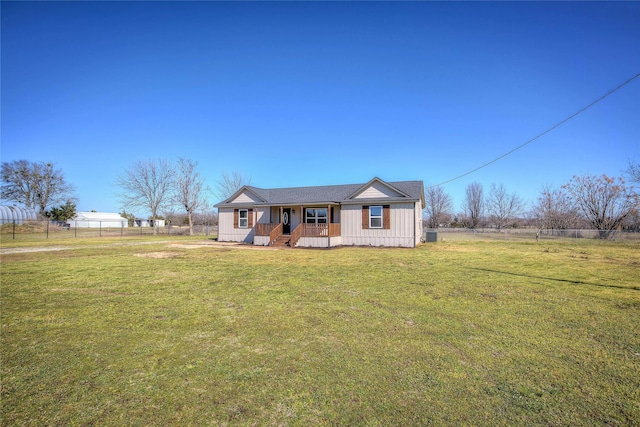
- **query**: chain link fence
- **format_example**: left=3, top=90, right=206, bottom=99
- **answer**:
left=0, top=220, right=218, bottom=241
left=3, top=220, right=638, bottom=243
left=423, top=227, right=640, bottom=242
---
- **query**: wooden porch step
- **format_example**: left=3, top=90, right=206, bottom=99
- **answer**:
left=271, top=234, right=292, bottom=248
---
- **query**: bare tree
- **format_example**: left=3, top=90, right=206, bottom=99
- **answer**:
left=452, top=212, right=471, bottom=228
left=216, top=171, right=251, bottom=201
left=198, top=209, right=218, bottom=226
left=424, top=185, right=453, bottom=228
left=626, top=159, right=640, bottom=186
left=487, top=183, right=524, bottom=230
left=622, top=207, right=640, bottom=232
left=174, top=158, right=209, bottom=235
left=534, top=184, right=580, bottom=230
left=194, top=209, right=218, bottom=236
left=463, top=182, right=484, bottom=229
left=117, top=159, right=175, bottom=235
left=624, top=160, right=640, bottom=231
left=1, top=160, right=76, bottom=216
left=563, top=174, right=638, bottom=238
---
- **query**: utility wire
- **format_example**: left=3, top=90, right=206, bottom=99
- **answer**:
left=429, top=72, right=640, bottom=189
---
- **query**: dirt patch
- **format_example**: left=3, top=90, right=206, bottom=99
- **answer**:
left=0, top=240, right=274, bottom=256
left=0, top=246, right=71, bottom=254
left=167, top=242, right=276, bottom=250
left=134, top=252, right=182, bottom=259
left=168, top=243, right=231, bottom=250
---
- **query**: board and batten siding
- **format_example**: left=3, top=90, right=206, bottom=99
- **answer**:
left=297, top=236, right=342, bottom=248
left=414, top=200, right=423, bottom=246
left=217, top=207, right=268, bottom=243
left=353, top=181, right=404, bottom=199
left=341, top=202, right=419, bottom=247
left=229, top=191, right=263, bottom=204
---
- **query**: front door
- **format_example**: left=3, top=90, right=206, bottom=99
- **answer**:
left=282, top=208, right=291, bottom=234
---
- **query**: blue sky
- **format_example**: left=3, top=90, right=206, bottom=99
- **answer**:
left=2, top=1, right=639, bottom=216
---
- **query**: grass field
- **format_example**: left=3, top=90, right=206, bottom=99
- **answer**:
left=1, top=237, right=639, bottom=426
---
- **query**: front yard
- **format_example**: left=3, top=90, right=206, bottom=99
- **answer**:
left=1, top=238, right=638, bottom=425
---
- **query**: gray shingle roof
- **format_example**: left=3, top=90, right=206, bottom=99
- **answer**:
left=215, top=178, right=424, bottom=207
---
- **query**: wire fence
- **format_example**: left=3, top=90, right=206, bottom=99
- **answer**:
left=2, top=220, right=638, bottom=243
left=423, top=227, right=640, bottom=242
left=0, top=220, right=218, bottom=241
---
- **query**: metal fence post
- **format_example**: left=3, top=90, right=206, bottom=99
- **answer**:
left=46, top=220, right=49, bottom=239
left=12, top=219, right=16, bottom=240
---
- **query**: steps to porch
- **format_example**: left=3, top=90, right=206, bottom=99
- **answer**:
left=254, top=222, right=341, bottom=248
left=271, top=234, right=293, bottom=248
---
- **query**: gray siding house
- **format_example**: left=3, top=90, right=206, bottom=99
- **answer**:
left=214, top=177, right=425, bottom=248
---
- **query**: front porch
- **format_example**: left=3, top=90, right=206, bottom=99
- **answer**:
left=254, top=222, right=341, bottom=248
left=251, top=204, right=341, bottom=248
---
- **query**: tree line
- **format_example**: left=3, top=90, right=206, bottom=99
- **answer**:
left=424, top=161, right=640, bottom=237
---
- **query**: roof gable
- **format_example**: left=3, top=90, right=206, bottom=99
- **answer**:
left=348, top=178, right=408, bottom=200
left=223, top=186, right=268, bottom=204
left=347, top=177, right=412, bottom=200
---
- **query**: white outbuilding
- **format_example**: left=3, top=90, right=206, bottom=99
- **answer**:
left=67, top=212, right=128, bottom=228
left=0, top=206, right=38, bottom=225
left=134, top=218, right=165, bottom=227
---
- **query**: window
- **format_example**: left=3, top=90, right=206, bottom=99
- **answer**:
left=305, top=208, right=327, bottom=224
left=362, top=205, right=389, bottom=230
left=306, top=208, right=315, bottom=224
left=369, top=205, right=383, bottom=228
left=238, top=209, right=249, bottom=228
left=317, top=208, right=327, bottom=224
left=234, top=208, right=253, bottom=229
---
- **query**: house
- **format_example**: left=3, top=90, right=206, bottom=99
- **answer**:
left=134, top=218, right=166, bottom=228
left=214, top=177, right=425, bottom=248
left=67, top=212, right=128, bottom=228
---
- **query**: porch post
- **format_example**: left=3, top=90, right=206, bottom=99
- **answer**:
left=280, top=206, right=283, bottom=223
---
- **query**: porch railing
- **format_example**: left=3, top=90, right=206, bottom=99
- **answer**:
left=254, top=223, right=279, bottom=236
left=269, top=223, right=283, bottom=245
left=300, top=223, right=341, bottom=237
left=328, top=223, right=341, bottom=237
left=290, top=223, right=341, bottom=247
left=256, top=222, right=340, bottom=247
left=290, top=224, right=304, bottom=248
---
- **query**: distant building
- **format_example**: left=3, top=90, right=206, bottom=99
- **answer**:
left=0, top=206, right=38, bottom=225
left=67, top=212, right=128, bottom=228
left=134, top=218, right=166, bottom=227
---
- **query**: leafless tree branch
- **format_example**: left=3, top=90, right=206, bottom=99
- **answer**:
left=117, top=159, right=175, bottom=235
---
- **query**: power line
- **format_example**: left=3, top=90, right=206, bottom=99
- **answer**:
left=429, top=72, right=640, bottom=189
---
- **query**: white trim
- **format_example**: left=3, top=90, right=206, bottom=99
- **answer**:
left=305, top=207, right=328, bottom=224
left=238, top=209, right=249, bottom=228
left=369, top=205, right=383, bottom=228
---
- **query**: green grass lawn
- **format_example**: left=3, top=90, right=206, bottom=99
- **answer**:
left=2, top=238, right=639, bottom=426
